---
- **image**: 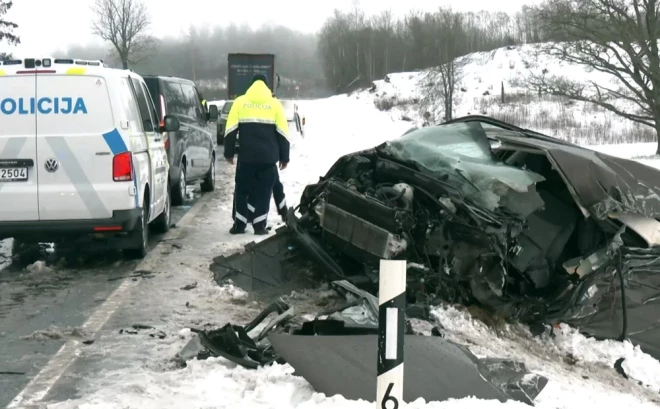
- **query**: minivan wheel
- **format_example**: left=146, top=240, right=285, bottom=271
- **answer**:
left=151, top=184, right=171, bottom=234
left=171, top=165, right=186, bottom=206
left=200, top=156, right=215, bottom=192
left=123, top=200, right=149, bottom=259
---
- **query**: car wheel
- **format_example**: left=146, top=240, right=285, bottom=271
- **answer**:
left=151, top=184, right=171, bottom=234
left=200, top=155, right=216, bottom=192
left=123, top=197, right=149, bottom=259
left=171, top=164, right=186, bottom=206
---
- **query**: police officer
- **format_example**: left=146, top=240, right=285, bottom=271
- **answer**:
left=224, top=74, right=289, bottom=235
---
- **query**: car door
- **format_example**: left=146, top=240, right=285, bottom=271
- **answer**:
left=140, top=80, right=168, bottom=211
left=191, top=85, right=213, bottom=166
left=0, top=70, right=38, bottom=221
left=179, top=83, right=207, bottom=175
left=128, top=76, right=167, bottom=221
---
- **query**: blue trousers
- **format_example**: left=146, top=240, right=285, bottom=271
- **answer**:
left=233, top=162, right=277, bottom=231
left=233, top=167, right=286, bottom=224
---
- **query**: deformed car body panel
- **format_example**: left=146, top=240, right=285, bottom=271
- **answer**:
left=268, top=334, right=548, bottom=405
left=291, top=115, right=660, bottom=360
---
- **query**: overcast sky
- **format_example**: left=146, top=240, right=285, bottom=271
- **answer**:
left=7, top=0, right=538, bottom=57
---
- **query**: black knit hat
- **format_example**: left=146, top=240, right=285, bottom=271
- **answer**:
left=251, top=73, right=268, bottom=87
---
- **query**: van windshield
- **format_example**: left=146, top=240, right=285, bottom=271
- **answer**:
left=222, top=101, right=233, bottom=114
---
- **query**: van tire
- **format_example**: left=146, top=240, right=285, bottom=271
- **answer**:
left=200, top=155, right=215, bottom=192
left=151, top=184, right=171, bottom=234
left=171, top=165, right=186, bottom=206
left=123, top=198, right=149, bottom=259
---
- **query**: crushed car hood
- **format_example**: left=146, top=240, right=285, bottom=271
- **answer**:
left=293, top=115, right=660, bottom=361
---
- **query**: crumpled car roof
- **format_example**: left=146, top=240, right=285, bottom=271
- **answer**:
left=439, top=116, right=660, bottom=220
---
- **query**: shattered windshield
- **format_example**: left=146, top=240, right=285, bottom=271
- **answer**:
left=382, top=122, right=545, bottom=215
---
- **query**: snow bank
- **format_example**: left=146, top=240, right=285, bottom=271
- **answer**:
left=432, top=306, right=660, bottom=407
left=365, top=44, right=657, bottom=148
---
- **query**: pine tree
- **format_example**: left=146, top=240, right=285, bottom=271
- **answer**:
left=0, top=0, right=20, bottom=59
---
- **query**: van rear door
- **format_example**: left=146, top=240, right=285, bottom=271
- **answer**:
left=0, top=67, right=39, bottom=221
left=36, top=71, right=117, bottom=220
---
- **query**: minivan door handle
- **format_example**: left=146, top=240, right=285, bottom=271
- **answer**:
left=153, top=138, right=162, bottom=142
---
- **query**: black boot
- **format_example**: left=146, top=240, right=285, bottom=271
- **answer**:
left=278, top=207, right=287, bottom=223
left=229, top=225, right=245, bottom=234
left=254, top=227, right=269, bottom=235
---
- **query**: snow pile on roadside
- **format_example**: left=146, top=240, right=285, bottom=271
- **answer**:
left=431, top=305, right=660, bottom=405
left=48, top=303, right=660, bottom=409
left=364, top=44, right=655, bottom=146
left=0, top=238, right=11, bottom=270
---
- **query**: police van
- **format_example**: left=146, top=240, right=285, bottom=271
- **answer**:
left=0, top=57, right=180, bottom=259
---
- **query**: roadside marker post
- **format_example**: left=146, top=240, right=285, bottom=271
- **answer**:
left=377, top=259, right=407, bottom=409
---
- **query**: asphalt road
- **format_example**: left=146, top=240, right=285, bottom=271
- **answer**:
left=0, top=184, right=206, bottom=408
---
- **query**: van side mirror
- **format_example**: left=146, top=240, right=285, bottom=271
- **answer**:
left=207, top=105, right=219, bottom=122
left=162, top=115, right=180, bottom=132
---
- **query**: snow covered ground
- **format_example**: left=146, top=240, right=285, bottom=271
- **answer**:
left=27, top=88, right=660, bottom=409
left=366, top=44, right=658, bottom=147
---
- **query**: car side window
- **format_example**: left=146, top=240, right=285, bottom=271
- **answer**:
left=162, top=81, right=189, bottom=117
left=119, top=78, right=142, bottom=133
left=180, top=83, right=204, bottom=121
left=141, top=83, right=160, bottom=129
left=192, top=86, right=207, bottom=120
left=129, top=77, right=156, bottom=133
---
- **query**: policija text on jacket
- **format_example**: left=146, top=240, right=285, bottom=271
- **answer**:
left=223, top=76, right=290, bottom=235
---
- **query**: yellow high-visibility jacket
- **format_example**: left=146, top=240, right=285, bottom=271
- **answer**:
left=224, top=80, right=289, bottom=164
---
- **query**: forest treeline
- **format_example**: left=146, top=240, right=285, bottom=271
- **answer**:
left=51, top=6, right=554, bottom=98
left=317, top=6, right=560, bottom=92
left=56, top=24, right=326, bottom=99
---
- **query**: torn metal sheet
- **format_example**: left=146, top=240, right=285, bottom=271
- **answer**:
left=209, top=226, right=318, bottom=297
left=268, top=334, right=548, bottom=405
left=609, top=212, right=660, bottom=247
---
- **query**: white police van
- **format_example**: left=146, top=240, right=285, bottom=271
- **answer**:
left=0, top=57, right=180, bottom=259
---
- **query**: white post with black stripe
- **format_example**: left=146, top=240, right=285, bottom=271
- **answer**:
left=377, top=259, right=406, bottom=409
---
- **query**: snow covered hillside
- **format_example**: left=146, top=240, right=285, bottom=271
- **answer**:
left=363, top=44, right=657, bottom=149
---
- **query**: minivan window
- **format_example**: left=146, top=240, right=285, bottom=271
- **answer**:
left=118, top=78, right=142, bottom=133
left=162, top=81, right=189, bottom=117
left=141, top=83, right=160, bottom=128
left=180, top=83, right=202, bottom=120
left=130, top=77, right=156, bottom=132
left=143, top=78, right=161, bottom=120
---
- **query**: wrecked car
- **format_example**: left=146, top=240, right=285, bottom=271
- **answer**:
left=287, top=115, right=660, bottom=360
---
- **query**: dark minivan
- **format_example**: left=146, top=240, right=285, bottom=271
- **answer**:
left=143, top=76, right=219, bottom=205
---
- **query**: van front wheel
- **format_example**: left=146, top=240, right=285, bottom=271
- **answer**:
left=171, top=165, right=186, bottom=206
left=200, top=156, right=215, bottom=192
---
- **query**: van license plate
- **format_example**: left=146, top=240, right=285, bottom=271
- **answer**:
left=0, top=168, right=28, bottom=182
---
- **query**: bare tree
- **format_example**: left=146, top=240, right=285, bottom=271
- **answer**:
left=91, top=0, right=155, bottom=69
left=421, top=9, right=468, bottom=123
left=0, top=0, right=19, bottom=59
left=523, top=0, right=660, bottom=152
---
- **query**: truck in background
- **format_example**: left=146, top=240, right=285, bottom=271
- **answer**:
left=226, top=53, right=279, bottom=99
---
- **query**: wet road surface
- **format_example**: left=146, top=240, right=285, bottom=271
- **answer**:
left=0, top=184, right=207, bottom=408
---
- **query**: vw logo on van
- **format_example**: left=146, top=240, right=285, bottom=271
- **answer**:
left=44, top=158, right=59, bottom=173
